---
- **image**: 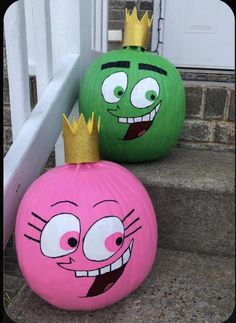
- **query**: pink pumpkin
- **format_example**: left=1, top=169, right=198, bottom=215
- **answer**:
left=15, top=161, right=157, bottom=310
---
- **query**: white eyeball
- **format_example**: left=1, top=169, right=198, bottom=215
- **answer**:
left=131, top=77, right=160, bottom=108
left=83, top=217, right=125, bottom=261
left=102, top=72, right=128, bottom=103
left=40, top=213, right=80, bottom=258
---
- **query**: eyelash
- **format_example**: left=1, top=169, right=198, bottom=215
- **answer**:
left=122, top=209, right=142, bottom=238
left=24, top=211, right=47, bottom=244
left=24, top=209, right=142, bottom=244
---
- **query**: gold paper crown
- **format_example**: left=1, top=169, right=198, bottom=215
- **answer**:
left=123, top=7, right=153, bottom=50
left=62, top=113, right=100, bottom=164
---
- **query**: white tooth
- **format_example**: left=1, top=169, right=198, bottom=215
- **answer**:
left=88, top=269, right=99, bottom=277
left=142, top=114, right=150, bottom=122
left=76, top=271, right=88, bottom=277
left=119, top=117, right=127, bottom=123
left=129, top=240, right=134, bottom=251
left=150, top=109, right=156, bottom=121
left=134, top=117, right=142, bottom=123
left=155, top=104, right=160, bottom=113
left=122, top=248, right=130, bottom=264
left=111, top=257, right=122, bottom=271
left=100, top=265, right=111, bottom=275
left=128, top=117, right=134, bottom=123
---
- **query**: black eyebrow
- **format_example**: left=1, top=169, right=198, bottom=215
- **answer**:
left=101, top=61, right=130, bottom=70
left=50, top=200, right=78, bottom=207
left=139, top=63, right=167, bottom=76
left=93, top=199, right=119, bottom=208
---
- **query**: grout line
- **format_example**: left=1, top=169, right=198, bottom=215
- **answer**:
left=199, top=87, right=206, bottom=119
left=223, top=90, right=231, bottom=121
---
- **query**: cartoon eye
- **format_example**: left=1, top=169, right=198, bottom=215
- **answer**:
left=40, top=213, right=80, bottom=258
left=131, top=77, right=160, bottom=108
left=83, top=217, right=125, bottom=261
left=102, top=72, right=128, bottom=103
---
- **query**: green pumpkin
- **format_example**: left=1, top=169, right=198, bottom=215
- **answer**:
left=79, top=47, right=185, bottom=162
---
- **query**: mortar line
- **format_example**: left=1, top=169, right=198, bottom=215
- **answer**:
left=199, top=87, right=206, bottom=119
left=223, top=90, right=231, bottom=121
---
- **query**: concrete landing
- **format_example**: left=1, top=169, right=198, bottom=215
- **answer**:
left=6, top=248, right=234, bottom=323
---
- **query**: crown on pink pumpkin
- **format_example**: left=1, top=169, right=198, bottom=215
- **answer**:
left=62, top=113, right=100, bottom=164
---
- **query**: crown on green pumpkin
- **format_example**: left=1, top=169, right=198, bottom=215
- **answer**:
left=123, top=7, right=153, bottom=50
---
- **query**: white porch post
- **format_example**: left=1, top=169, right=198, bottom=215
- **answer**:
left=4, top=0, right=31, bottom=140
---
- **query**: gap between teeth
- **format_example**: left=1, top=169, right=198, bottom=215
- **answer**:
left=118, top=103, right=160, bottom=124
left=75, top=240, right=134, bottom=278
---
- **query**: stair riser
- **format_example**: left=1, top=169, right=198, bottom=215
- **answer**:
left=147, top=185, right=235, bottom=257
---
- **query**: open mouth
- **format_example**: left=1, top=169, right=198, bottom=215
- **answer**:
left=58, top=240, right=133, bottom=297
left=118, top=102, right=161, bottom=140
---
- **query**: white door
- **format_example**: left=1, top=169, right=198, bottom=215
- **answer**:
left=152, top=0, right=235, bottom=69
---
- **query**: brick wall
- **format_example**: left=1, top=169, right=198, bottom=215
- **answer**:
left=178, top=82, right=235, bottom=151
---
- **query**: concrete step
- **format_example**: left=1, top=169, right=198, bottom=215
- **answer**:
left=123, top=148, right=235, bottom=257
left=5, top=248, right=234, bottom=323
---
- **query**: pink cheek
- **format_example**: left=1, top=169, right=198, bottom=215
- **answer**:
left=105, top=232, right=124, bottom=253
left=59, top=231, right=80, bottom=250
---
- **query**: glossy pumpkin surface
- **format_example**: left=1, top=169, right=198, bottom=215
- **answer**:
left=79, top=47, right=185, bottom=162
left=16, top=161, right=157, bottom=310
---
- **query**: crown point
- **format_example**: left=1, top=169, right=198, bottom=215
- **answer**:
left=71, top=116, right=78, bottom=133
left=63, top=114, right=72, bottom=133
left=62, top=113, right=68, bottom=124
left=78, top=113, right=88, bottom=133
left=98, top=116, right=101, bottom=132
left=131, top=7, right=137, bottom=16
left=87, top=112, right=96, bottom=134
left=148, top=15, right=153, bottom=27
left=141, top=10, right=149, bottom=23
left=72, top=115, right=77, bottom=124
left=79, top=113, right=85, bottom=122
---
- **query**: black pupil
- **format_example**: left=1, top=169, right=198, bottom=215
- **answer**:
left=116, top=237, right=123, bottom=246
left=151, top=94, right=156, bottom=100
left=118, top=90, right=123, bottom=96
left=68, top=237, right=77, bottom=247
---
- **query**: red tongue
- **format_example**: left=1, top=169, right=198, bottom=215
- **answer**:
left=124, top=121, right=152, bottom=140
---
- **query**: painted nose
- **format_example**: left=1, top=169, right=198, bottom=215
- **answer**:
left=107, top=105, right=120, bottom=114
left=69, top=257, right=75, bottom=263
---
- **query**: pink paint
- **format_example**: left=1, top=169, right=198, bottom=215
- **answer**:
left=105, top=232, right=123, bottom=253
left=60, top=231, right=80, bottom=250
left=15, top=161, right=158, bottom=311
left=138, top=130, right=147, bottom=137
left=104, top=283, right=115, bottom=292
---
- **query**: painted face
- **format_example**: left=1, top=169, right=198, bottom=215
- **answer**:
left=16, top=161, right=157, bottom=311
left=79, top=47, right=185, bottom=162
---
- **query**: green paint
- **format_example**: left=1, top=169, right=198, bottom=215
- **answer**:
left=79, top=47, right=185, bottom=162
